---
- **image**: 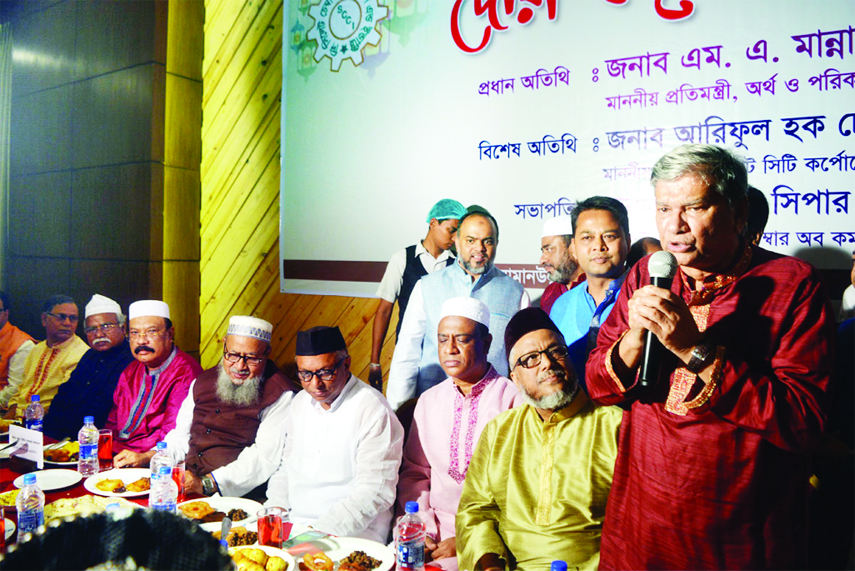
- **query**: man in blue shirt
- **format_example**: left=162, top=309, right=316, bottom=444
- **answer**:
left=549, top=197, right=630, bottom=389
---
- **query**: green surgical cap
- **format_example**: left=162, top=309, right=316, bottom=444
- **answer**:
left=426, top=199, right=467, bottom=224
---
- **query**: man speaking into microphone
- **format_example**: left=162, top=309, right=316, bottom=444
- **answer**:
left=586, top=144, right=835, bottom=570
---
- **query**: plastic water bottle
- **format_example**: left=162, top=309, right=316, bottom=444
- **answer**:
left=23, top=395, right=44, bottom=431
left=150, top=466, right=178, bottom=513
left=77, top=416, right=100, bottom=476
left=16, top=473, right=45, bottom=541
left=150, top=441, right=171, bottom=478
left=551, top=561, right=568, bottom=571
left=396, top=501, right=425, bottom=571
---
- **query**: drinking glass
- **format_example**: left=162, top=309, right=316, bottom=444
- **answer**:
left=257, top=507, right=290, bottom=548
left=98, top=429, right=113, bottom=471
left=0, top=506, right=5, bottom=552
left=172, top=460, right=186, bottom=503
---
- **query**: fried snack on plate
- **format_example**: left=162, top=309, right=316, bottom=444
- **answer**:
left=214, top=526, right=258, bottom=546
left=265, top=555, right=288, bottom=571
left=95, top=479, right=126, bottom=493
left=125, top=477, right=150, bottom=492
left=302, top=552, right=334, bottom=571
left=0, top=489, right=19, bottom=507
left=179, top=500, right=215, bottom=519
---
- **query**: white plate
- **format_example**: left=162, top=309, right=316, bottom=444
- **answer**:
left=230, top=545, right=296, bottom=570
left=83, top=468, right=152, bottom=498
left=291, top=537, right=394, bottom=571
left=13, top=469, right=82, bottom=492
left=177, top=497, right=263, bottom=531
left=4, top=518, right=14, bottom=541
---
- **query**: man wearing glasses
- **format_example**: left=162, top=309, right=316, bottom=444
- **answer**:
left=43, top=294, right=135, bottom=439
left=3, top=295, right=88, bottom=421
left=456, top=308, right=621, bottom=571
left=265, top=326, right=404, bottom=542
left=114, top=316, right=295, bottom=500
left=109, top=300, right=202, bottom=454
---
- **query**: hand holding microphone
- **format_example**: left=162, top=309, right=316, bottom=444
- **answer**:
left=638, top=251, right=678, bottom=388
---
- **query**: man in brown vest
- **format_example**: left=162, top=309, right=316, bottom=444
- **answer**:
left=114, top=316, right=296, bottom=499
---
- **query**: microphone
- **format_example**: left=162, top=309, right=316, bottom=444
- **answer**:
left=638, top=251, right=679, bottom=388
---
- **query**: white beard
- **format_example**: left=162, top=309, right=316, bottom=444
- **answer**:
left=215, top=364, right=262, bottom=407
left=520, top=369, right=579, bottom=412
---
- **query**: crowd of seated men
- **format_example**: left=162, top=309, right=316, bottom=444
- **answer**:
left=0, top=143, right=851, bottom=570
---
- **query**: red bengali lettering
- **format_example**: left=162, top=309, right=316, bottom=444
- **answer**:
left=451, top=0, right=556, bottom=54
left=654, top=0, right=694, bottom=20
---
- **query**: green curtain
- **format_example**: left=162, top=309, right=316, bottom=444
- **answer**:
left=0, top=22, right=11, bottom=289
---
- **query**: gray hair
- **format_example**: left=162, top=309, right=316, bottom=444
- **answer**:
left=651, top=144, right=748, bottom=211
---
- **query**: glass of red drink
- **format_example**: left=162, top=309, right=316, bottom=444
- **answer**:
left=172, top=460, right=186, bottom=503
left=98, top=429, right=112, bottom=470
left=257, top=507, right=290, bottom=548
left=0, top=506, right=5, bottom=552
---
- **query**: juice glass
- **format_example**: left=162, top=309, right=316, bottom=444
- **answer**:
left=98, top=429, right=113, bottom=470
left=172, top=460, right=186, bottom=503
left=257, top=507, right=290, bottom=548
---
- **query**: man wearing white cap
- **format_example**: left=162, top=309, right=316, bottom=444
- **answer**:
left=539, top=216, right=585, bottom=315
left=397, top=297, right=523, bottom=570
left=43, top=294, right=135, bottom=439
left=107, top=300, right=203, bottom=454
left=114, top=316, right=296, bottom=499
left=2, top=295, right=88, bottom=421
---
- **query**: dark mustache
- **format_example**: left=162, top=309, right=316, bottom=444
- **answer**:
left=134, top=346, right=155, bottom=354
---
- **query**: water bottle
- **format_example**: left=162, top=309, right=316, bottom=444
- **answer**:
left=150, top=466, right=178, bottom=513
left=551, top=562, right=568, bottom=571
left=77, top=416, right=100, bottom=476
left=150, top=441, right=171, bottom=478
left=396, top=501, right=425, bottom=571
left=23, top=395, right=44, bottom=431
left=16, top=473, right=45, bottom=541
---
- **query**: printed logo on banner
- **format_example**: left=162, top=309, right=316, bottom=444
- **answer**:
left=308, top=0, right=389, bottom=71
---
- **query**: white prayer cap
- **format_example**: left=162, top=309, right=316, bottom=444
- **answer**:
left=542, top=216, right=574, bottom=238
left=128, top=300, right=170, bottom=321
left=227, top=315, right=273, bottom=343
left=439, top=297, right=490, bottom=329
left=85, top=294, right=122, bottom=319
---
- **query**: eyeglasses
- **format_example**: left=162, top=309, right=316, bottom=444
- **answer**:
left=513, top=344, right=569, bottom=370
left=84, top=322, right=121, bottom=335
left=46, top=312, right=79, bottom=323
left=129, top=328, right=164, bottom=340
left=296, top=357, right=346, bottom=382
left=223, top=351, right=265, bottom=367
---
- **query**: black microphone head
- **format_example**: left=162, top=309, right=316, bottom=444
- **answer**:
left=648, top=250, right=678, bottom=279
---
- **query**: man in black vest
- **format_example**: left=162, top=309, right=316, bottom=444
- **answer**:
left=113, top=315, right=296, bottom=499
left=369, top=199, right=467, bottom=391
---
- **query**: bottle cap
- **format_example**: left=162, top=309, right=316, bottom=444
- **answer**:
left=405, top=501, right=419, bottom=514
left=31, top=395, right=40, bottom=402
left=157, top=441, right=167, bottom=450
left=23, top=473, right=37, bottom=485
left=158, top=466, right=172, bottom=476
left=551, top=562, right=568, bottom=571
left=84, top=415, right=94, bottom=424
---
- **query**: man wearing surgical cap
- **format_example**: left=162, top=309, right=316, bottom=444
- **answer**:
left=539, top=216, right=585, bottom=315
left=44, top=294, right=135, bottom=439
left=113, top=316, right=296, bottom=499
left=370, top=199, right=467, bottom=391
left=266, top=326, right=404, bottom=542
left=109, top=300, right=203, bottom=454
left=456, top=308, right=621, bottom=571
left=397, top=297, right=523, bottom=570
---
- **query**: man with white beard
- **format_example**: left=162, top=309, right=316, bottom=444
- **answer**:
left=114, top=316, right=296, bottom=499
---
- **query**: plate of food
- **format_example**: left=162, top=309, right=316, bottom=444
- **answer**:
left=43, top=495, right=140, bottom=522
left=0, top=488, right=19, bottom=512
left=83, top=468, right=152, bottom=497
left=294, top=538, right=392, bottom=571
left=43, top=440, right=79, bottom=467
left=13, top=469, right=82, bottom=492
left=214, top=525, right=258, bottom=547
left=4, top=518, right=15, bottom=541
left=230, top=545, right=294, bottom=571
left=177, top=497, right=262, bottom=531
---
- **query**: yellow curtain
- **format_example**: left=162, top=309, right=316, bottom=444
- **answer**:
left=0, top=22, right=11, bottom=288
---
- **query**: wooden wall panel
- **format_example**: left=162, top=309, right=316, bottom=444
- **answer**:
left=201, top=0, right=397, bottom=385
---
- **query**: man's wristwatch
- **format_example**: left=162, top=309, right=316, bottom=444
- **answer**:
left=202, top=474, right=217, bottom=496
left=686, top=342, right=715, bottom=374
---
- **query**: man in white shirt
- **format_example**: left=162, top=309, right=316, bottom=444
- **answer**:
left=369, top=199, right=467, bottom=390
left=266, top=326, right=404, bottom=542
left=114, top=316, right=296, bottom=499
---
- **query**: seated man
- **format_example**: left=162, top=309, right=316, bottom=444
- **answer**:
left=0, top=291, right=35, bottom=409
left=114, top=316, right=296, bottom=500
left=44, top=294, right=135, bottom=439
left=266, top=326, right=404, bottom=542
left=106, top=300, right=202, bottom=452
left=4, top=295, right=88, bottom=420
left=397, top=297, right=522, bottom=570
left=456, top=308, right=622, bottom=571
